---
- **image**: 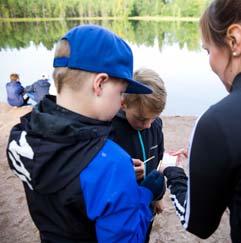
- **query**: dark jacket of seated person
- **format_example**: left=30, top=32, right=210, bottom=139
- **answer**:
left=25, top=78, right=50, bottom=103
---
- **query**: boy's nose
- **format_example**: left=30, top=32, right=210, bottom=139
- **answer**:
left=142, top=120, right=152, bottom=129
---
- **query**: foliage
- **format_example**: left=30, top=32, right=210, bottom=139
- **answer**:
left=0, top=0, right=210, bottom=18
left=0, top=20, right=201, bottom=51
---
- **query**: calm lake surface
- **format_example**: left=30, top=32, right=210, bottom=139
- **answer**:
left=0, top=20, right=227, bottom=115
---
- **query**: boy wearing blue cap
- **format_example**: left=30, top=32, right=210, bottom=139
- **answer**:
left=6, top=25, right=165, bottom=243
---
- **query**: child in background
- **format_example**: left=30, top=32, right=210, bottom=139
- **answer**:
left=111, top=68, right=167, bottom=242
left=6, top=73, right=29, bottom=107
left=6, top=25, right=166, bottom=243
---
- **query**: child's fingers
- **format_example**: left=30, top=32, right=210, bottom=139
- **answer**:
left=132, top=158, right=143, bottom=166
left=134, top=165, right=144, bottom=174
left=159, top=200, right=165, bottom=211
left=134, top=165, right=144, bottom=180
left=153, top=200, right=165, bottom=214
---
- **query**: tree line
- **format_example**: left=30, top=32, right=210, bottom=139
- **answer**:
left=0, top=0, right=210, bottom=18
left=0, top=20, right=201, bottom=51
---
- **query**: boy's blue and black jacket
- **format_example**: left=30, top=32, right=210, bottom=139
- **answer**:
left=6, top=96, right=160, bottom=243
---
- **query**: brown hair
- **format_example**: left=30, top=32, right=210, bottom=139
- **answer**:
left=200, top=0, right=241, bottom=47
left=10, top=73, right=19, bottom=81
left=124, top=68, right=167, bottom=114
left=53, top=40, right=93, bottom=94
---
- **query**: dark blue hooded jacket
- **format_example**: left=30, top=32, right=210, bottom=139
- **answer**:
left=25, top=79, right=50, bottom=102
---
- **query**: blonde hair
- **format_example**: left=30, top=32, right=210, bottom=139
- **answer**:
left=10, top=73, right=19, bottom=81
left=53, top=39, right=94, bottom=94
left=124, top=68, right=167, bottom=114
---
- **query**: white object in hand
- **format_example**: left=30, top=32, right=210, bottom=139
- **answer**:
left=143, top=156, right=155, bottom=164
left=158, top=153, right=177, bottom=169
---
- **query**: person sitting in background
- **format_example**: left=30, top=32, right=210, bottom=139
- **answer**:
left=111, top=68, right=167, bottom=243
left=24, top=75, right=50, bottom=103
left=6, top=73, right=29, bottom=107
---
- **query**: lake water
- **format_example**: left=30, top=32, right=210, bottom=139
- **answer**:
left=0, top=20, right=227, bottom=115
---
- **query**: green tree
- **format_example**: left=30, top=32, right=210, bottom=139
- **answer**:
left=0, top=0, right=210, bottom=18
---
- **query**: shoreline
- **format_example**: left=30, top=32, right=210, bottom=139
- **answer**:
left=0, top=16, right=199, bottom=23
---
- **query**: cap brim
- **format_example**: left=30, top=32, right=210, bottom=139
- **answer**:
left=125, top=78, right=152, bottom=94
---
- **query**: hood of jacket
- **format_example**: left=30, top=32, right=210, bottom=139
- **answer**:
left=37, top=79, right=50, bottom=88
left=7, top=95, right=111, bottom=194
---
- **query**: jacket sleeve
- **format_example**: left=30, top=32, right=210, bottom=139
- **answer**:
left=164, top=112, right=230, bottom=239
left=80, top=140, right=153, bottom=243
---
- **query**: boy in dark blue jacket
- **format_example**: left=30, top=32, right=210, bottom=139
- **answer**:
left=111, top=68, right=167, bottom=242
left=6, top=73, right=29, bottom=107
left=6, top=25, right=165, bottom=243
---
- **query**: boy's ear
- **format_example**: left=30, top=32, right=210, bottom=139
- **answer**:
left=93, top=73, right=109, bottom=96
left=226, top=24, right=241, bottom=57
left=121, top=98, right=126, bottom=109
left=121, top=99, right=127, bottom=110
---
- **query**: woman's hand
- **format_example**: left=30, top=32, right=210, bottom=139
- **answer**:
left=158, top=149, right=188, bottom=173
left=170, top=147, right=188, bottom=159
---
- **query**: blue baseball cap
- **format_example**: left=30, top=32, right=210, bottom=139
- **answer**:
left=53, top=25, right=152, bottom=94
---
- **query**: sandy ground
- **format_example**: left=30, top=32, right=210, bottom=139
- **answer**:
left=0, top=103, right=231, bottom=243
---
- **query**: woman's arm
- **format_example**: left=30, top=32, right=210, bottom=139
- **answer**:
left=162, top=112, right=230, bottom=239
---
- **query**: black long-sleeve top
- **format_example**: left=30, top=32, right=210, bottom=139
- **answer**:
left=164, top=73, right=241, bottom=243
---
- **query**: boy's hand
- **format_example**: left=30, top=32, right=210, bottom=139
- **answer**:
left=132, top=158, right=144, bottom=180
left=153, top=199, right=165, bottom=214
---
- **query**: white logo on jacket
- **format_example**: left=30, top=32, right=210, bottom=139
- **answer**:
left=8, top=131, right=34, bottom=190
left=150, top=144, right=158, bottom=150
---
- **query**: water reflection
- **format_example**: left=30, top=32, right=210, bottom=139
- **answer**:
left=0, top=20, right=200, bottom=51
left=0, top=20, right=227, bottom=115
